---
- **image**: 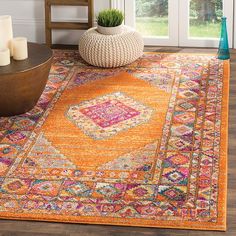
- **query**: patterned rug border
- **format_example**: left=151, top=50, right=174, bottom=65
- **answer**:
left=0, top=53, right=229, bottom=231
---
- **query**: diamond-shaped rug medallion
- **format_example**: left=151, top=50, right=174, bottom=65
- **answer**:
left=38, top=72, right=171, bottom=169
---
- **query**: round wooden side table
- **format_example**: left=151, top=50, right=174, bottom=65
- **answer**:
left=0, top=42, right=53, bottom=117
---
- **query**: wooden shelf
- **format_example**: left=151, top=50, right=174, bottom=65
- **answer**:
left=46, top=0, right=89, bottom=6
left=49, top=22, right=89, bottom=30
left=45, top=0, right=94, bottom=47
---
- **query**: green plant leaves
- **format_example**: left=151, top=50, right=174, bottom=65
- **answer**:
left=97, top=9, right=124, bottom=27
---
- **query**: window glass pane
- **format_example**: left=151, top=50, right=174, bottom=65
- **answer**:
left=189, top=0, right=223, bottom=38
left=135, top=0, right=169, bottom=37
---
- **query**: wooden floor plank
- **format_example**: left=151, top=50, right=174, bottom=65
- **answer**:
left=0, top=46, right=235, bottom=236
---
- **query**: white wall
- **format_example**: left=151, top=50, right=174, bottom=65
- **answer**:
left=0, top=0, right=110, bottom=44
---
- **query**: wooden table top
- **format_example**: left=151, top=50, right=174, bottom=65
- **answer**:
left=0, top=42, right=53, bottom=76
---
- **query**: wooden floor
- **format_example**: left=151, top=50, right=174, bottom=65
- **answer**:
left=0, top=47, right=235, bottom=236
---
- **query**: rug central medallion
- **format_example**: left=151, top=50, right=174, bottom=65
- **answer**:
left=32, top=71, right=170, bottom=169
left=66, top=92, right=153, bottom=139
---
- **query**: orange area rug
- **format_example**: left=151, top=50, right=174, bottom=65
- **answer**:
left=0, top=51, right=229, bottom=231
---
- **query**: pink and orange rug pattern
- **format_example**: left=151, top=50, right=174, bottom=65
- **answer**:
left=0, top=51, right=229, bottom=230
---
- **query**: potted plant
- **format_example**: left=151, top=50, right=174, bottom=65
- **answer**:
left=97, top=9, right=124, bottom=35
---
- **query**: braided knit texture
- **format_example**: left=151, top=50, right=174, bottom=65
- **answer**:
left=79, top=26, right=144, bottom=68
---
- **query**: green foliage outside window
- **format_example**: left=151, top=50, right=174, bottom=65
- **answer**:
left=136, top=0, right=222, bottom=22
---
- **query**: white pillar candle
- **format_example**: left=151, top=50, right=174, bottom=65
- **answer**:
left=12, top=37, right=28, bottom=61
left=0, top=15, right=13, bottom=56
left=0, top=48, right=10, bottom=66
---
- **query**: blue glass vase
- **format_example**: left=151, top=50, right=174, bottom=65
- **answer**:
left=218, top=17, right=230, bottom=60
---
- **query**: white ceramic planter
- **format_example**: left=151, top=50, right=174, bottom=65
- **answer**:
left=97, top=24, right=123, bottom=35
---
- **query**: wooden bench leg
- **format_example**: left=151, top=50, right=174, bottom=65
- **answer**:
left=45, top=0, right=52, bottom=47
left=88, top=0, right=94, bottom=28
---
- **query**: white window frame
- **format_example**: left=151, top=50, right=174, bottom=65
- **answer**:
left=110, top=0, right=124, bottom=11
left=124, top=0, right=179, bottom=46
left=123, top=0, right=233, bottom=48
left=179, top=0, right=233, bottom=48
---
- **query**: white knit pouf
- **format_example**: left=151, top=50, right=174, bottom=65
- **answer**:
left=79, top=26, right=144, bottom=68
